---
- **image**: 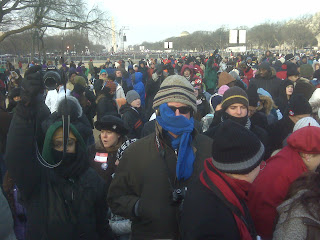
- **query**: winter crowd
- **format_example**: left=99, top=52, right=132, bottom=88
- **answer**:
left=1, top=50, right=320, bottom=240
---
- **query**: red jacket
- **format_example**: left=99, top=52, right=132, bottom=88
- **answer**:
left=248, top=146, right=307, bottom=239
left=244, top=67, right=254, bottom=81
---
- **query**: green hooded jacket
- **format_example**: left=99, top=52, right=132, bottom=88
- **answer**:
left=42, top=121, right=86, bottom=165
left=204, top=58, right=218, bottom=90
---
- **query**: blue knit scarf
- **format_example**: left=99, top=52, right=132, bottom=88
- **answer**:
left=156, top=103, right=195, bottom=180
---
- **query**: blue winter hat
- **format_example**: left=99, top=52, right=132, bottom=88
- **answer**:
left=257, top=88, right=272, bottom=99
left=100, top=69, right=107, bottom=74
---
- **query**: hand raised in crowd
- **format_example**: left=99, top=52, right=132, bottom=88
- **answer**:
left=21, top=65, right=44, bottom=105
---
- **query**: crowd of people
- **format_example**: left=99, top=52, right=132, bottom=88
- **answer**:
left=1, top=49, right=320, bottom=240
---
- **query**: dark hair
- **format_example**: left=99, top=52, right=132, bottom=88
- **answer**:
left=285, top=172, right=320, bottom=220
left=107, top=74, right=115, bottom=81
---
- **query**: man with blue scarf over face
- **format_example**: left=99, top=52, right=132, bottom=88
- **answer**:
left=108, top=75, right=213, bottom=240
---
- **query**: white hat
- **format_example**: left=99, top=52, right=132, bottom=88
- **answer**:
left=293, top=117, right=320, bottom=132
left=309, top=88, right=320, bottom=113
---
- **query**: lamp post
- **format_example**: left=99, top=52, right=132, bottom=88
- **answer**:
left=61, top=36, right=64, bottom=57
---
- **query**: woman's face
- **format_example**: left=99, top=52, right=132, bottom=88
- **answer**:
left=100, top=130, right=120, bottom=148
left=305, top=154, right=320, bottom=171
left=286, top=85, right=294, bottom=96
left=13, top=96, right=21, bottom=102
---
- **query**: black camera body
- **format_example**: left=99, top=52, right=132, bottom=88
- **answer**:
left=171, top=187, right=187, bottom=206
left=43, top=66, right=65, bottom=90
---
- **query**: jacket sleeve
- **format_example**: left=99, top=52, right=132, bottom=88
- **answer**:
left=107, top=150, right=140, bottom=219
left=5, top=109, right=42, bottom=201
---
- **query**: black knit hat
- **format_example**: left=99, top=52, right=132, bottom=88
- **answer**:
left=9, top=87, right=21, bottom=98
left=211, top=120, right=265, bottom=174
left=95, top=115, right=128, bottom=136
left=287, top=94, right=312, bottom=117
left=286, top=62, right=299, bottom=77
left=221, top=86, right=249, bottom=111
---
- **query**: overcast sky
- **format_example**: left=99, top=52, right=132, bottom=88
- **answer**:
left=89, top=0, right=320, bottom=48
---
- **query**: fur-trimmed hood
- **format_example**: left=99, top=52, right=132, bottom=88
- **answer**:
left=257, top=95, right=276, bottom=115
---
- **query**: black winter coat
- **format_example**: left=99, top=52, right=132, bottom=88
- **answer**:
left=96, top=96, right=118, bottom=121
left=84, top=88, right=97, bottom=128
left=144, top=72, right=163, bottom=119
left=249, top=73, right=282, bottom=99
left=120, top=104, right=145, bottom=139
left=181, top=178, right=240, bottom=239
left=5, top=109, right=113, bottom=240
left=266, top=116, right=295, bottom=154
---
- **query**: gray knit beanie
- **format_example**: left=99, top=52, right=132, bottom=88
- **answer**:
left=153, top=75, right=197, bottom=112
left=126, top=90, right=140, bottom=104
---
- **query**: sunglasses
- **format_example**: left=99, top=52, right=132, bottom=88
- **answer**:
left=168, top=106, right=192, bottom=114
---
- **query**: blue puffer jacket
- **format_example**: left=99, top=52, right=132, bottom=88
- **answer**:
left=133, top=72, right=145, bottom=106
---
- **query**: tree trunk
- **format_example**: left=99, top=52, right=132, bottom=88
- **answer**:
left=31, top=32, right=35, bottom=61
left=40, top=37, right=46, bottom=62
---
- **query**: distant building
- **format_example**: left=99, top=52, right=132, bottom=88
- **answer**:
left=180, top=31, right=190, bottom=37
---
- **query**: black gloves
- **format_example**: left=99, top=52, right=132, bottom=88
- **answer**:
left=16, top=65, right=44, bottom=119
left=21, top=65, right=44, bottom=105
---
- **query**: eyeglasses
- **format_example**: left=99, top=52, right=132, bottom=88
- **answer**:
left=52, top=139, right=76, bottom=150
left=260, top=161, right=266, bottom=171
left=168, top=106, right=192, bottom=114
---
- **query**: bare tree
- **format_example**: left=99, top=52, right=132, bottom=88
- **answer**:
left=0, top=0, right=110, bottom=43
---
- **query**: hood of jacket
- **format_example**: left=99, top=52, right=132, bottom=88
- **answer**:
left=134, top=72, right=143, bottom=84
left=257, top=95, right=276, bottom=115
left=180, top=65, right=194, bottom=78
left=42, top=121, right=87, bottom=165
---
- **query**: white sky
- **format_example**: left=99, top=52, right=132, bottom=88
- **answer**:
left=88, top=0, right=320, bottom=47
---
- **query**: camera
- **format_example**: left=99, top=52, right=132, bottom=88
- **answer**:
left=171, top=187, right=187, bottom=206
left=43, top=66, right=65, bottom=90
